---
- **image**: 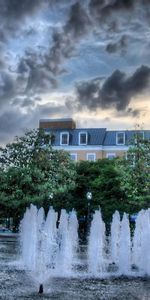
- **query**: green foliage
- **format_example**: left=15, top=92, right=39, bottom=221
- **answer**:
left=115, top=133, right=150, bottom=210
left=72, top=159, right=126, bottom=222
left=0, top=129, right=76, bottom=220
left=1, top=127, right=149, bottom=226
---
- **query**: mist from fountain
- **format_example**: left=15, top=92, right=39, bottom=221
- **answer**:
left=20, top=204, right=150, bottom=286
left=118, top=213, right=131, bottom=275
left=132, top=209, right=150, bottom=276
left=110, top=210, right=120, bottom=265
left=20, top=205, right=79, bottom=284
left=55, top=209, right=78, bottom=275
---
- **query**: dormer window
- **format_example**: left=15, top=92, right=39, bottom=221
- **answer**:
left=116, top=132, right=125, bottom=145
left=79, top=132, right=88, bottom=145
left=60, top=132, right=69, bottom=145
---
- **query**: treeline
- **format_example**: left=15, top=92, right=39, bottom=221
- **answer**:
left=0, top=129, right=150, bottom=226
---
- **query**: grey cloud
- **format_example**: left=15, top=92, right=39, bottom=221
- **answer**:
left=17, top=50, right=58, bottom=94
left=106, top=35, right=128, bottom=54
left=127, top=108, right=140, bottom=117
left=43, top=2, right=91, bottom=76
left=0, top=110, right=26, bottom=134
left=0, top=100, right=73, bottom=144
left=0, top=108, right=36, bottom=144
left=0, top=0, right=46, bottom=47
left=0, top=71, right=15, bottom=104
left=89, top=0, right=134, bottom=20
left=75, top=65, right=150, bottom=112
left=36, top=103, right=68, bottom=116
left=76, top=78, right=100, bottom=110
left=12, top=96, right=41, bottom=108
left=0, top=0, right=45, bottom=23
left=113, top=107, right=140, bottom=118
left=64, top=2, right=91, bottom=38
left=15, top=1, right=91, bottom=93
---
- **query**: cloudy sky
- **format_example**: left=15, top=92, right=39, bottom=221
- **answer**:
left=0, top=0, right=150, bottom=145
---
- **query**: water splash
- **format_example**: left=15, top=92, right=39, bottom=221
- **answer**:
left=110, top=210, right=120, bottom=265
left=88, top=210, right=106, bottom=276
left=118, top=213, right=131, bottom=275
left=20, top=205, right=150, bottom=282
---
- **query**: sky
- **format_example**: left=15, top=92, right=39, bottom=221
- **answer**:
left=0, top=0, right=150, bottom=145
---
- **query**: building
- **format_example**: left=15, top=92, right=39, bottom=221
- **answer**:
left=39, top=118, right=150, bottom=162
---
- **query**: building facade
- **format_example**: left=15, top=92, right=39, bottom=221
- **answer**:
left=39, top=118, right=150, bottom=162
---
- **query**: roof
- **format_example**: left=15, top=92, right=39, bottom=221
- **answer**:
left=43, top=126, right=150, bottom=146
left=44, top=128, right=106, bottom=146
left=104, top=130, right=150, bottom=146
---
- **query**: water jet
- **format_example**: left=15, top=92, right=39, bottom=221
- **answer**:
left=19, top=204, right=150, bottom=285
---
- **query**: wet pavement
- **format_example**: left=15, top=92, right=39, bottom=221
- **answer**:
left=0, top=237, right=150, bottom=300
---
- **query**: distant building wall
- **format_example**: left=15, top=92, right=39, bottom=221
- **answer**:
left=39, top=118, right=150, bottom=162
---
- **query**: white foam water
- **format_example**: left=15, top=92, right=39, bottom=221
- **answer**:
left=20, top=204, right=150, bottom=284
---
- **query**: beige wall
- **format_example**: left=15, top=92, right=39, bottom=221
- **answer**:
left=102, top=150, right=127, bottom=159
left=67, top=150, right=103, bottom=161
left=66, top=149, right=127, bottom=161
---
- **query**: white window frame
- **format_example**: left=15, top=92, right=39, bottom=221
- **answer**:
left=87, top=153, right=96, bottom=161
left=60, top=132, right=69, bottom=145
left=106, top=153, right=116, bottom=159
left=79, top=131, right=88, bottom=145
left=70, top=153, right=77, bottom=161
left=116, top=132, right=125, bottom=145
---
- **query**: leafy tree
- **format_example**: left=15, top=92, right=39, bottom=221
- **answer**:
left=0, top=129, right=76, bottom=221
left=116, top=132, right=150, bottom=210
left=72, top=159, right=125, bottom=222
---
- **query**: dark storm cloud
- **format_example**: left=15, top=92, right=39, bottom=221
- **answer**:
left=43, top=2, right=91, bottom=76
left=89, top=0, right=134, bottom=20
left=0, top=0, right=150, bottom=145
left=17, top=49, right=58, bottom=95
left=15, top=1, right=91, bottom=94
left=65, top=2, right=91, bottom=38
left=0, top=71, right=15, bottom=104
left=0, top=0, right=46, bottom=46
left=0, top=0, right=43, bottom=20
left=106, top=35, right=128, bottom=54
left=76, top=65, right=150, bottom=111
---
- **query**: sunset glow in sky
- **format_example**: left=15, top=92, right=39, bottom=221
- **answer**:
left=0, top=0, right=150, bottom=144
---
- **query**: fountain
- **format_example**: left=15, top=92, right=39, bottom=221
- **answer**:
left=20, top=205, right=79, bottom=292
left=19, top=204, right=150, bottom=294
left=87, top=210, right=106, bottom=275
left=110, top=210, right=120, bottom=265
left=118, top=213, right=131, bottom=275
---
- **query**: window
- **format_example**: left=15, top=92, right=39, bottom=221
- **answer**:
left=70, top=153, right=77, bottom=161
left=116, top=132, right=125, bottom=145
left=79, top=132, right=87, bottom=145
left=87, top=153, right=96, bottom=161
left=60, top=132, right=69, bottom=145
left=106, top=153, right=116, bottom=160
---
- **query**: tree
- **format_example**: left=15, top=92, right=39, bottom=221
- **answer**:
left=0, top=129, right=76, bottom=221
left=116, top=132, right=150, bottom=210
left=72, top=159, right=125, bottom=222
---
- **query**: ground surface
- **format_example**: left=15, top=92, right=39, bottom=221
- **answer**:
left=0, top=237, right=150, bottom=300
